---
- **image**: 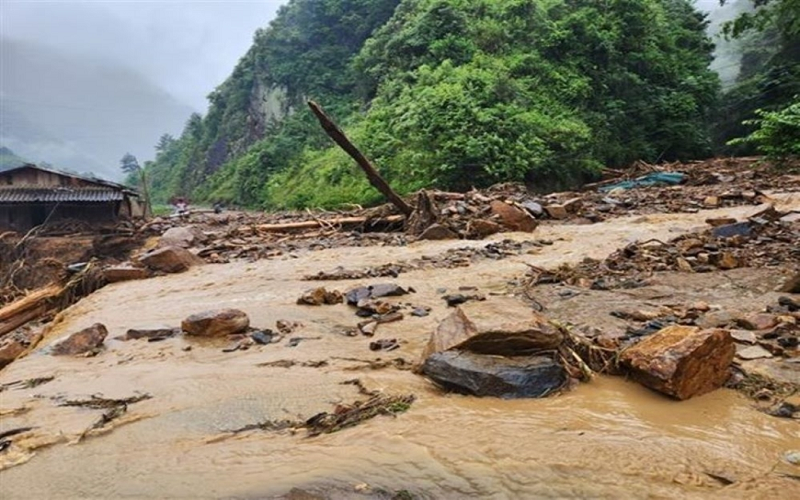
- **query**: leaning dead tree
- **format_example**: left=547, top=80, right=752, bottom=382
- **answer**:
left=307, top=100, right=413, bottom=217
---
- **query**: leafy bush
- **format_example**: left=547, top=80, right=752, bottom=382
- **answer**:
left=728, top=97, right=800, bottom=162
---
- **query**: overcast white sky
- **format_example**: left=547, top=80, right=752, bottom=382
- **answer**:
left=1, top=0, right=286, bottom=111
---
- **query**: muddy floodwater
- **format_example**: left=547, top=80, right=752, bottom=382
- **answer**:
left=1, top=202, right=799, bottom=499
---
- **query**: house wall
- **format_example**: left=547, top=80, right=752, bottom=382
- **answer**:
left=0, top=167, right=100, bottom=188
left=0, top=203, right=118, bottom=232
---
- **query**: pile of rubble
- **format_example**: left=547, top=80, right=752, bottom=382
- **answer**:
left=525, top=205, right=800, bottom=291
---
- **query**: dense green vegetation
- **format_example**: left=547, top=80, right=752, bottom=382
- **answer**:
left=143, top=0, right=796, bottom=210
left=716, top=0, right=800, bottom=156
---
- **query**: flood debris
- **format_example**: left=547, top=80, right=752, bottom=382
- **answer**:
left=345, top=283, right=409, bottom=305
left=256, top=359, right=328, bottom=368
left=181, top=309, right=250, bottom=337
left=0, top=376, right=54, bottom=393
left=620, top=326, right=735, bottom=400
left=103, top=264, right=150, bottom=283
left=57, top=393, right=152, bottom=409
left=304, top=393, right=415, bottom=437
left=117, top=326, right=181, bottom=341
left=50, top=323, right=107, bottom=356
left=369, top=339, right=400, bottom=351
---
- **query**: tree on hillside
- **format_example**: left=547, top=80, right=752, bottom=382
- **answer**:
left=120, top=152, right=152, bottom=218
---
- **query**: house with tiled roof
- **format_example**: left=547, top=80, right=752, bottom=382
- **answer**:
left=0, top=164, right=144, bottom=232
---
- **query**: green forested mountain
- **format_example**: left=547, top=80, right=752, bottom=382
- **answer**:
left=144, top=0, right=781, bottom=209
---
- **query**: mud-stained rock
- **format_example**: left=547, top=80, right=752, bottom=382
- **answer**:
left=620, top=325, right=735, bottom=400
left=736, top=313, right=778, bottom=331
left=139, top=246, right=202, bottom=274
left=420, top=308, right=563, bottom=362
left=182, top=309, right=250, bottom=337
left=490, top=200, right=538, bottom=232
left=467, top=219, right=502, bottom=238
left=0, top=330, right=42, bottom=368
left=104, top=264, right=150, bottom=283
left=51, top=323, right=108, bottom=356
left=422, top=351, right=567, bottom=398
left=158, top=226, right=207, bottom=248
left=418, top=223, right=458, bottom=241
left=544, top=204, right=569, bottom=220
left=297, top=287, right=343, bottom=306
left=119, top=327, right=181, bottom=341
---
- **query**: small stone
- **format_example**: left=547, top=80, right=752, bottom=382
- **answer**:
left=182, top=309, right=250, bottom=337
left=697, top=311, right=736, bottom=329
left=779, top=212, right=800, bottom=224
left=712, top=222, right=752, bottom=239
left=785, top=451, right=800, bottom=466
left=544, top=204, right=569, bottom=220
left=51, top=323, right=107, bottom=356
left=706, top=217, right=737, bottom=227
left=703, top=196, right=720, bottom=207
left=297, top=287, right=343, bottom=306
left=345, top=283, right=408, bottom=305
left=714, top=252, right=740, bottom=270
left=521, top=201, right=544, bottom=217
left=729, top=330, right=757, bottom=344
left=676, top=257, right=694, bottom=273
left=736, top=313, right=778, bottom=331
left=418, top=223, right=458, bottom=240
left=120, top=327, right=179, bottom=341
left=736, top=345, right=773, bottom=360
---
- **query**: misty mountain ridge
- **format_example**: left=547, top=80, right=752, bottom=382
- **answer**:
left=0, top=38, right=196, bottom=180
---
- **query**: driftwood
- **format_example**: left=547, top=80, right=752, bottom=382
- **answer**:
left=253, top=215, right=404, bottom=233
left=307, top=100, right=413, bottom=217
left=0, top=284, right=61, bottom=337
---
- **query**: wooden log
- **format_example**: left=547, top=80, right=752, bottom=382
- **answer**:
left=307, top=101, right=413, bottom=216
left=0, top=284, right=61, bottom=323
left=0, top=304, right=47, bottom=337
left=254, top=215, right=404, bottom=233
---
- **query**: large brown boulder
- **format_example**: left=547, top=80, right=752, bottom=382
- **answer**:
left=51, top=323, right=108, bottom=356
left=490, top=200, right=538, bottom=232
left=181, top=309, right=250, bottom=337
left=159, top=226, right=207, bottom=249
left=620, top=325, right=735, bottom=400
left=140, top=246, right=202, bottom=273
left=420, top=308, right=563, bottom=362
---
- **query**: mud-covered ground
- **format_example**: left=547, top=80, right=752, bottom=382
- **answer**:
left=1, top=191, right=799, bottom=498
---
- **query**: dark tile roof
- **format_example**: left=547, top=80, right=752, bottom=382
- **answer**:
left=0, top=187, right=125, bottom=203
left=0, top=164, right=137, bottom=193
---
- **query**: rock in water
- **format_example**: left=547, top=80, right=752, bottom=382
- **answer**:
left=159, top=226, right=206, bottom=248
left=422, top=351, right=567, bottom=398
left=620, top=325, right=735, bottom=400
left=182, top=309, right=250, bottom=337
left=418, top=223, right=458, bottom=240
left=51, top=323, right=108, bottom=356
left=489, top=200, right=538, bottom=232
left=419, top=308, right=563, bottom=362
left=140, top=246, right=203, bottom=273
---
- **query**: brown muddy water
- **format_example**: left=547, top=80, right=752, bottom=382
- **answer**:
left=1, top=201, right=799, bottom=499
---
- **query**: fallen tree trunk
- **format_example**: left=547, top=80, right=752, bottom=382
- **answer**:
left=307, top=100, right=413, bottom=217
left=253, top=215, right=404, bottom=233
left=0, top=304, right=47, bottom=337
left=0, top=284, right=60, bottom=323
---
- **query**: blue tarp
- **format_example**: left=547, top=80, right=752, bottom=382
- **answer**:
left=599, top=172, right=686, bottom=192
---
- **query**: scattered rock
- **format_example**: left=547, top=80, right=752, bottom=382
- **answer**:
left=620, top=325, right=735, bottom=400
left=182, top=309, right=250, bottom=337
left=442, top=293, right=485, bottom=307
left=418, top=223, right=458, bottom=240
left=297, top=287, right=343, bottom=306
left=779, top=212, right=800, bottom=224
left=51, top=323, right=108, bottom=356
left=489, top=200, right=538, bottom=232
left=119, top=327, right=180, bottom=341
left=736, top=314, right=778, bottom=331
left=521, top=201, right=544, bottom=217
left=345, top=283, right=409, bottom=305
left=780, top=272, right=800, bottom=294
left=421, top=350, right=567, bottom=398
left=779, top=296, right=800, bottom=312
left=697, top=311, right=736, bottom=329
left=706, top=217, right=736, bottom=227
left=712, top=222, right=752, bottom=239
left=736, top=345, right=774, bottom=360
left=369, top=339, right=399, bottom=351
left=103, top=264, right=150, bottom=283
left=139, top=246, right=203, bottom=273
left=467, top=219, right=502, bottom=238
left=703, top=196, right=720, bottom=207
left=544, top=204, right=569, bottom=220
left=730, top=330, right=757, bottom=344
